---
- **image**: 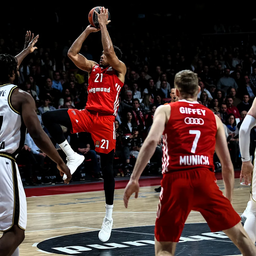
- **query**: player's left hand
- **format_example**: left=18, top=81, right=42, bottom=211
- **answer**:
left=240, top=161, right=253, bottom=185
left=123, top=179, right=139, bottom=208
left=23, top=30, right=33, bottom=49
left=85, top=25, right=100, bottom=33
left=24, top=31, right=39, bottom=54
left=95, top=7, right=111, bottom=26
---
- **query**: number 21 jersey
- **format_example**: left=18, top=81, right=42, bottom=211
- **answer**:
left=162, top=100, right=217, bottom=174
left=86, top=64, right=124, bottom=116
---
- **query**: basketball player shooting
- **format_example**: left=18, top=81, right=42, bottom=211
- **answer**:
left=42, top=7, right=127, bottom=242
left=123, top=70, right=256, bottom=256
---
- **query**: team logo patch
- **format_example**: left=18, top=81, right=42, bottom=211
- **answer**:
left=95, top=140, right=100, bottom=148
left=35, top=224, right=240, bottom=255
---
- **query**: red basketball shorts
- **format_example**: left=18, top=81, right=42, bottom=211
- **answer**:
left=68, top=108, right=116, bottom=154
left=155, top=168, right=241, bottom=242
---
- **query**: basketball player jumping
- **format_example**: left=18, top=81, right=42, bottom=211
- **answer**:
left=239, top=97, right=256, bottom=243
left=0, top=33, right=71, bottom=256
left=42, top=7, right=126, bottom=242
left=123, top=70, right=256, bottom=256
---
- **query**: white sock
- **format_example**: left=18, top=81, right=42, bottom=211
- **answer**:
left=59, top=140, right=75, bottom=158
left=105, top=204, right=113, bottom=220
left=12, top=247, right=19, bottom=256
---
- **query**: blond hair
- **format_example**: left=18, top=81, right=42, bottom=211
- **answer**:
left=174, top=70, right=198, bottom=98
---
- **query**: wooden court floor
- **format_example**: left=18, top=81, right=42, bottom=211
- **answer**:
left=4, top=178, right=252, bottom=255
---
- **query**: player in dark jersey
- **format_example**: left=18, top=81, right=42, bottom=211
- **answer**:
left=42, top=7, right=126, bottom=242
left=123, top=70, right=256, bottom=256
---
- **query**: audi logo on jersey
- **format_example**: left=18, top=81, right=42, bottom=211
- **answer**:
left=184, top=117, right=204, bottom=125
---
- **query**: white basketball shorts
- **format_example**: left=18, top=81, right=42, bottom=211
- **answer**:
left=0, top=154, right=27, bottom=231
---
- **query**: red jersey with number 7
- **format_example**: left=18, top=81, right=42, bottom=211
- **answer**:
left=162, top=100, right=217, bottom=174
left=86, top=64, right=124, bottom=116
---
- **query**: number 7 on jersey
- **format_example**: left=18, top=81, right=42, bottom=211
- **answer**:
left=189, top=130, right=201, bottom=154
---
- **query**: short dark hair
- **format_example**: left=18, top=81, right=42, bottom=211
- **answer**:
left=0, top=54, right=17, bottom=84
left=132, top=98, right=140, bottom=104
left=113, top=45, right=123, bottom=59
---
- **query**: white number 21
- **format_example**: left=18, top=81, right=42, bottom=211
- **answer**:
left=100, top=139, right=109, bottom=149
left=95, top=73, right=103, bottom=83
left=189, top=130, right=201, bottom=153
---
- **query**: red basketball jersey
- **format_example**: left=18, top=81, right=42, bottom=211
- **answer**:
left=162, top=100, right=217, bottom=174
left=86, top=64, right=124, bottom=116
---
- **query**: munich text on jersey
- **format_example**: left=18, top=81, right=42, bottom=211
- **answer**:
left=180, top=155, right=209, bottom=166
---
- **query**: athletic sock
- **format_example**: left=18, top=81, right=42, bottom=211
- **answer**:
left=59, top=140, right=75, bottom=158
left=105, top=204, right=113, bottom=220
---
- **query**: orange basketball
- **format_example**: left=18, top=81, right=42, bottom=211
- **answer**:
left=88, top=6, right=111, bottom=28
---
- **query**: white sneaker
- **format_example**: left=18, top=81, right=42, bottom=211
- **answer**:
left=63, top=153, right=85, bottom=180
left=98, top=217, right=113, bottom=242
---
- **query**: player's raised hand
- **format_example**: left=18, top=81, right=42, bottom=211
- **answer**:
left=24, top=31, right=38, bottom=48
left=24, top=31, right=34, bottom=49
left=95, top=7, right=111, bottom=27
left=23, top=31, right=39, bottom=53
left=27, top=35, right=39, bottom=53
left=123, top=179, right=139, bottom=208
left=16, top=31, right=39, bottom=68
left=240, top=161, right=253, bottom=186
left=85, top=24, right=100, bottom=33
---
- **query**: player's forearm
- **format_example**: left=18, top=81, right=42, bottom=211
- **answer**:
left=99, top=23, right=114, bottom=55
left=15, top=48, right=30, bottom=68
left=68, top=30, right=90, bottom=57
left=222, top=166, right=234, bottom=202
left=130, top=138, right=157, bottom=181
left=31, top=129, right=64, bottom=165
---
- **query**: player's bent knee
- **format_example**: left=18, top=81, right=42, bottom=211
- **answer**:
left=0, top=226, right=25, bottom=255
left=18, top=230, right=25, bottom=244
left=42, top=111, right=51, bottom=124
left=7, top=225, right=25, bottom=245
left=13, top=226, right=25, bottom=243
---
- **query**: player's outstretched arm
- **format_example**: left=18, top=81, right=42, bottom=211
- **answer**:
left=215, top=115, right=234, bottom=202
left=15, top=31, right=39, bottom=69
left=123, top=105, right=169, bottom=208
left=15, top=90, right=72, bottom=183
left=67, top=26, right=98, bottom=73
left=96, top=7, right=126, bottom=81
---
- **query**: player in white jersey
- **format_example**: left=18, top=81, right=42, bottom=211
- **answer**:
left=0, top=33, right=71, bottom=256
left=239, top=97, right=256, bottom=243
